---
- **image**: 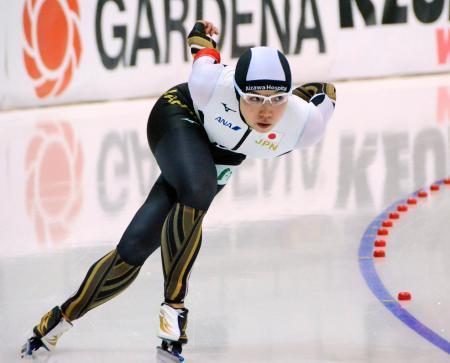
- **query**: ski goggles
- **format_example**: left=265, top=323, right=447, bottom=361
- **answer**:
left=234, top=81, right=292, bottom=106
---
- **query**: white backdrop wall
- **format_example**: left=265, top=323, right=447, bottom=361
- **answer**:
left=1, top=0, right=449, bottom=110
left=0, top=74, right=449, bottom=255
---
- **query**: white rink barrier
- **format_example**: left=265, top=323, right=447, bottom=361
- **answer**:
left=0, top=0, right=450, bottom=110
left=0, top=74, right=449, bottom=256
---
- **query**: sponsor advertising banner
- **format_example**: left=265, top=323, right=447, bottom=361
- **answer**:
left=0, top=74, right=449, bottom=256
left=1, top=0, right=450, bottom=110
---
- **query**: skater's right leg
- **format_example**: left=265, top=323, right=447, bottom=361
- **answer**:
left=61, top=248, right=141, bottom=321
left=22, top=176, right=177, bottom=357
left=62, top=176, right=177, bottom=321
left=22, top=247, right=142, bottom=357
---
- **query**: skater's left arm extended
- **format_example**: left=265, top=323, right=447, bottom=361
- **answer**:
left=187, top=20, right=224, bottom=109
left=293, top=82, right=336, bottom=149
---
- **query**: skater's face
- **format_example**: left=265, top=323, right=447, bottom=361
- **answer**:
left=239, top=90, right=289, bottom=133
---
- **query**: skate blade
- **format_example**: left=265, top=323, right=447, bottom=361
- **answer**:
left=20, top=339, right=36, bottom=358
left=156, top=346, right=184, bottom=362
left=20, top=342, right=34, bottom=359
left=20, top=337, right=48, bottom=359
left=20, top=343, right=29, bottom=358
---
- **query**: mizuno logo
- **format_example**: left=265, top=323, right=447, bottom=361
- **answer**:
left=215, top=116, right=241, bottom=131
left=221, top=103, right=237, bottom=112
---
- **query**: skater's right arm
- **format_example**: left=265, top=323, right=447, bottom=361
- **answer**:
left=188, top=20, right=223, bottom=109
left=293, top=83, right=336, bottom=149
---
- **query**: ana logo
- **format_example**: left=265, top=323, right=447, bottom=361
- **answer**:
left=23, top=0, right=82, bottom=98
left=25, top=122, right=84, bottom=245
left=215, top=116, right=242, bottom=131
left=255, top=131, right=284, bottom=152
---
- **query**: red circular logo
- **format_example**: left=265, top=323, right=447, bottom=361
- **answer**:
left=268, top=133, right=276, bottom=140
left=23, top=0, right=82, bottom=98
left=25, top=122, right=84, bottom=245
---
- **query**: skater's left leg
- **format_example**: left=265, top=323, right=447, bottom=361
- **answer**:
left=151, top=125, right=218, bottom=346
left=21, top=176, right=177, bottom=357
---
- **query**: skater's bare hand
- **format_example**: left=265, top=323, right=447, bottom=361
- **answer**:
left=197, top=20, right=219, bottom=36
left=187, top=20, right=219, bottom=56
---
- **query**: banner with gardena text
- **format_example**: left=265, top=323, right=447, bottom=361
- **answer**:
left=1, top=0, right=449, bottom=110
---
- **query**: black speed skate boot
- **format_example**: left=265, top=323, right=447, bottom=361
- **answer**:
left=156, top=303, right=189, bottom=362
left=21, top=306, right=73, bottom=358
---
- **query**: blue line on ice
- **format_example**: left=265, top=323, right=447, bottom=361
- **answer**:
left=358, top=180, right=450, bottom=355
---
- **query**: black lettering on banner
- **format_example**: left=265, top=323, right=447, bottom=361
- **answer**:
left=231, top=0, right=254, bottom=58
left=413, top=0, right=445, bottom=24
left=196, top=0, right=227, bottom=49
left=382, top=0, right=407, bottom=24
left=261, top=0, right=290, bottom=54
left=165, top=0, right=189, bottom=63
left=130, top=0, right=160, bottom=66
left=96, top=0, right=127, bottom=70
left=98, top=132, right=129, bottom=212
left=295, top=0, right=325, bottom=54
left=339, top=0, right=376, bottom=28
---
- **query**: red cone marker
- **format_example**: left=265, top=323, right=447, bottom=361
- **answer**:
left=430, top=184, right=440, bottom=191
left=374, top=240, right=386, bottom=247
left=398, top=292, right=412, bottom=301
left=389, top=212, right=400, bottom=219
